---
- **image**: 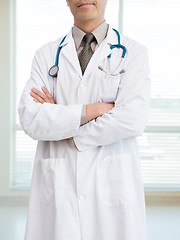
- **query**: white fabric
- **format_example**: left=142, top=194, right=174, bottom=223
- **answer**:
left=18, top=25, right=151, bottom=240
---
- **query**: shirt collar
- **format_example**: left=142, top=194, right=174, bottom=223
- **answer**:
left=72, top=21, right=109, bottom=50
left=92, top=21, right=109, bottom=46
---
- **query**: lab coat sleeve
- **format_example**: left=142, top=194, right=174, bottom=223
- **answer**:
left=18, top=48, right=83, bottom=141
left=73, top=45, right=151, bottom=151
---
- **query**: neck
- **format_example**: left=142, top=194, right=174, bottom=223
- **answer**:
left=74, top=19, right=105, bottom=33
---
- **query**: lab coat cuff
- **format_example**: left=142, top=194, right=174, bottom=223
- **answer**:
left=70, top=104, right=84, bottom=133
left=73, top=129, right=91, bottom=152
left=73, top=136, right=85, bottom=151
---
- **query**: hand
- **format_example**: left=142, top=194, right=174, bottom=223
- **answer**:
left=86, top=102, right=114, bottom=121
left=97, top=102, right=115, bottom=117
left=30, top=86, right=55, bottom=104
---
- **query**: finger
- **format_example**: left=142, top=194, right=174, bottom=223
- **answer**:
left=33, top=98, right=39, bottom=103
left=30, top=91, right=45, bottom=104
left=31, top=88, right=49, bottom=102
left=41, top=86, right=55, bottom=104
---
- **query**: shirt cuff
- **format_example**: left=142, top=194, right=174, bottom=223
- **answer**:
left=80, top=104, right=88, bottom=125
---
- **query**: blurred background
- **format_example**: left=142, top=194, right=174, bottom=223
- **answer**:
left=0, top=0, right=180, bottom=239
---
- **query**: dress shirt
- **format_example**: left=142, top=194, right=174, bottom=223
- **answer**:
left=70, top=21, right=109, bottom=147
left=72, top=21, right=109, bottom=126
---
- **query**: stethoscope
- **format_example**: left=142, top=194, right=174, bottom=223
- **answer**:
left=48, top=28, right=127, bottom=78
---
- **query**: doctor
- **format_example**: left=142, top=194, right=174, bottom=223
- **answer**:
left=18, top=0, right=151, bottom=239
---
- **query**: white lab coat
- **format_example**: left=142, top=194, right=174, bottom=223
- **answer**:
left=18, top=25, right=151, bottom=240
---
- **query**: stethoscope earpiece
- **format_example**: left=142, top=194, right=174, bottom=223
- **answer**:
left=119, top=69, right=126, bottom=74
left=98, top=66, right=126, bottom=76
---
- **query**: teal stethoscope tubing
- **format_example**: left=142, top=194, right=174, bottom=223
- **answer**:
left=48, top=28, right=127, bottom=78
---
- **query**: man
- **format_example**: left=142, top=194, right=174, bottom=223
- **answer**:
left=18, top=0, right=151, bottom=239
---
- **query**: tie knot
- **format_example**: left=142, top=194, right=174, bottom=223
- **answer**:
left=83, top=33, right=95, bottom=45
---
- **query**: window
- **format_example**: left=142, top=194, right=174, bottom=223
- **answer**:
left=12, top=0, right=180, bottom=190
left=122, top=0, right=180, bottom=190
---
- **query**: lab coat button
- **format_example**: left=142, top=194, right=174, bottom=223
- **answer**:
left=77, top=156, right=83, bottom=161
left=79, top=194, right=86, bottom=201
left=80, top=82, right=85, bottom=87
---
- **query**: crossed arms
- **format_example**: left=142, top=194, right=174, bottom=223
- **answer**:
left=30, top=86, right=114, bottom=122
left=18, top=44, right=151, bottom=151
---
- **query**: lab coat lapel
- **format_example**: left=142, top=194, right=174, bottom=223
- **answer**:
left=60, top=26, right=119, bottom=79
left=83, top=26, right=118, bottom=80
left=60, top=29, right=82, bottom=78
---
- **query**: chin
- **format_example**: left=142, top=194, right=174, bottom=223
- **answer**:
left=78, top=12, right=97, bottom=22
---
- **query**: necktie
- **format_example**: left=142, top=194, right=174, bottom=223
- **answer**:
left=78, top=33, right=95, bottom=75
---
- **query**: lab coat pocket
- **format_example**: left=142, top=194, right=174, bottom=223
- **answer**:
left=98, top=74, right=122, bottom=103
left=97, top=153, right=136, bottom=207
left=39, top=157, right=66, bottom=208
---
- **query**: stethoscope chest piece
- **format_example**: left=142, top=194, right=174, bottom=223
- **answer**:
left=49, top=65, right=59, bottom=78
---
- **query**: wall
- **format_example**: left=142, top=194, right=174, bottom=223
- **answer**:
left=0, top=0, right=29, bottom=201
